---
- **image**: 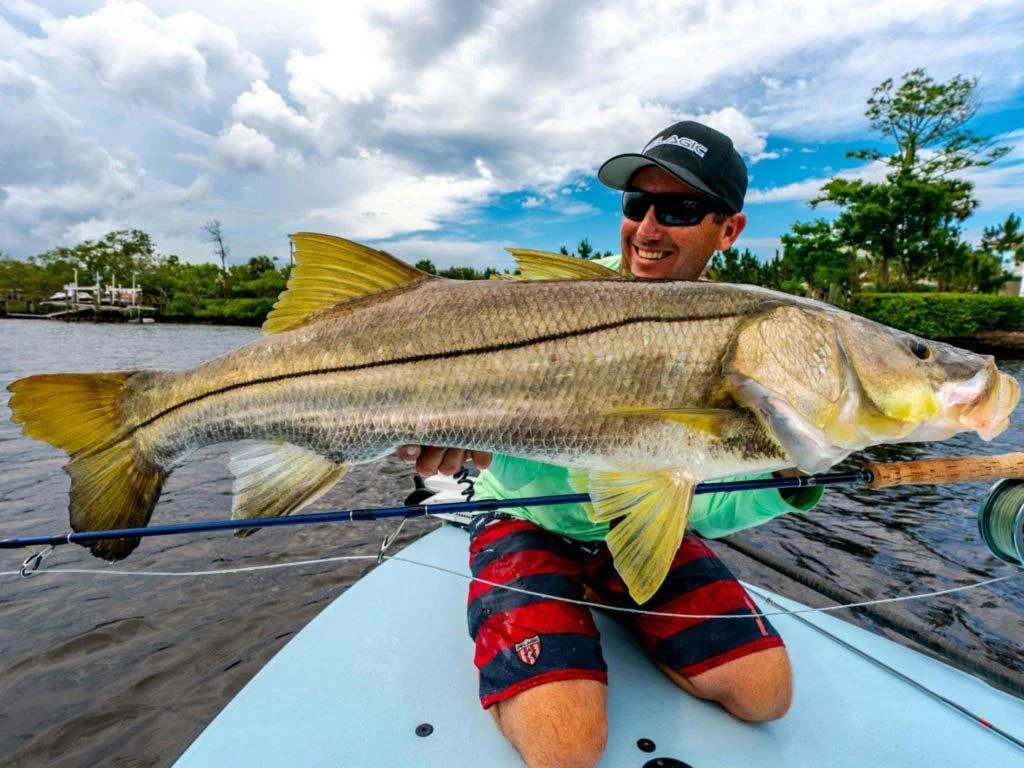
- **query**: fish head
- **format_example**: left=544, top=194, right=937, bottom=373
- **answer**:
left=725, top=303, right=1020, bottom=473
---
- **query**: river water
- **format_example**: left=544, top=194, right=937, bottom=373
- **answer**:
left=0, top=318, right=1021, bottom=767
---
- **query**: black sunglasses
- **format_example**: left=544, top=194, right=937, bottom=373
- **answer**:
left=621, top=190, right=728, bottom=227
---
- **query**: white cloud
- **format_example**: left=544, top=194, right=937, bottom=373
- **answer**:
left=2, top=0, right=1023, bottom=262
left=304, top=151, right=497, bottom=239
left=216, top=122, right=278, bottom=171
left=746, top=160, right=888, bottom=204
left=27, top=0, right=265, bottom=112
left=964, top=128, right=1024, bottom=209
left=378, top=237, right=512, bottom=269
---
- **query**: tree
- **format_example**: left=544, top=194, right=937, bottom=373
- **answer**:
left=203, top=220, right=230, bottom=295
left=33, top=229, right=158, bottom=291
left=980, top=213, right=1024, bottom=266
left=847, top=68, right=1009, bottom=178
left=813, top=69, right=1008, bottom=291
left=414, top=259, right=438, bottom=274
left=779, top=220, right=856, bottom=299
left=708, top=247, right=762, bottom=285
left=203, top=220, right=229, bottom=271
left=559, top=238, right=613, bottom=260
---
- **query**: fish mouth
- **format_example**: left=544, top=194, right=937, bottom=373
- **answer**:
left=949, top=369, right=1020, bottom=441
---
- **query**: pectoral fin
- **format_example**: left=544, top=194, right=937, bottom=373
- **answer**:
left=577, top=469, right=697, bottom=604
left=228, top=442, right=347, bottom=536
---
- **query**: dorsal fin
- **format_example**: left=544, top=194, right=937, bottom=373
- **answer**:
left=506, top=248, right=627, bottom=281
left=263, top=233, right=432, bottom=334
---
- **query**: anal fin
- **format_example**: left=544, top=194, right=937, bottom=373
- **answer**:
left=574, top=469, right=697, bottom=605
left=228, top=442, right=347, bottom=536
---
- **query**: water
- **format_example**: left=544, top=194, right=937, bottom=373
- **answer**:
left=1, top=319, right=1022, bottom=766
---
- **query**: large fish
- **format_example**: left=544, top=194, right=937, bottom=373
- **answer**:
left=7, top=234, right=1019, bottom=602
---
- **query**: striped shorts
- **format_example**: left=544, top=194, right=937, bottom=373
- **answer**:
left=467, top=515, right=783, bottom=708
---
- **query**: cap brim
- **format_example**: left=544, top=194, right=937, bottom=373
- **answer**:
left=597, top=153, right=724, bottom=206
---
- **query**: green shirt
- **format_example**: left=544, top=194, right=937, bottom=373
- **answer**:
left=473, top=454, right=823, bottom=540
left=471, top=253, right=824, bottom=540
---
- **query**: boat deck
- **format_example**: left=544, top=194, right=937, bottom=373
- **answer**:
left=174, top=525, right=1024, bottom=767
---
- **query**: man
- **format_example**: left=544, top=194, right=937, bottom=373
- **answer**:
left=399, top=121, right=823, bottom=768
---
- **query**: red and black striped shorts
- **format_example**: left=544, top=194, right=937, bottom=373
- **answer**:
left=467, top=515, right=784, bottom=708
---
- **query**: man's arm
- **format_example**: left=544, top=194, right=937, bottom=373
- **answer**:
left=688, top=471, right=824, bottom=539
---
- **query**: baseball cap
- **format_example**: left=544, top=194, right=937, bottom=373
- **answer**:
left=598, top=121, right=748, bottom=212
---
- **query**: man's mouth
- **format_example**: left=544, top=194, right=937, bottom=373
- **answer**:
left=634, top=245, right=672, bottom=261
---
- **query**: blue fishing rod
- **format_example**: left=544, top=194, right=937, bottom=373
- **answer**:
left=2, top=453, right=1023, bottom=566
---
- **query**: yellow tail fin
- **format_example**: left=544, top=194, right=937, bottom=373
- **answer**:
left=8, top=372, right=165, bottom=560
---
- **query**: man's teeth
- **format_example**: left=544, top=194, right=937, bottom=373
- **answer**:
left=636, top=247, right=669, bottom=260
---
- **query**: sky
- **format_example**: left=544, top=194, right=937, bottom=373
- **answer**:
left=1, top=0, right=1023, bottom=271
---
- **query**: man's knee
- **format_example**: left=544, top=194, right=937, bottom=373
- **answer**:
left=681, top=646, right=793, bottom=723
left=491, top=679, right=608, bottom=768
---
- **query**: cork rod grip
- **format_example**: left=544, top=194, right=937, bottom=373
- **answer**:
left=865, top=452, right=1024, bottom=489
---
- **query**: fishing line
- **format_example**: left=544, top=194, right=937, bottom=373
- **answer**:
left=0, top=550, right=1015, bottom=621
left=745, top=584, right=1024, bottom=752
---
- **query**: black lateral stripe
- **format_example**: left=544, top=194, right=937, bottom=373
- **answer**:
left=478, top=633, right=607, bottom=699
left=471, top=530, right=580, bottom=574
left=468, top=572, right=585, bottom=638
left=653, top=607, right=780, bottom=671
left=129, top=310, right=740, bottom=437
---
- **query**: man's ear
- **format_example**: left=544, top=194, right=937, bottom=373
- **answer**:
left=716, top=212, right=747, bottom=250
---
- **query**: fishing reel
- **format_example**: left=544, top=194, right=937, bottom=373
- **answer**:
left=978, top=480, right=1024, bottom=567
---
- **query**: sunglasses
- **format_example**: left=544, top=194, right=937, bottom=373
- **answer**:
left=621, top=190, right=728, bottom=227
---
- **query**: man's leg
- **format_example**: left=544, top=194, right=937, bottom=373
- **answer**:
left=490, top=679, right=607, bottom=768
left=467, top=516, right=609, bottom=767
left=594, top=534, right=791, bottom=722
left=659, top=646, right=792, bottom=722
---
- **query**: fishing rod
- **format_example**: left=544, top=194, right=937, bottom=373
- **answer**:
left=2, top=453, right=1023, bottom=567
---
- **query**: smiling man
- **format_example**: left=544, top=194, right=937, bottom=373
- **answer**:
left=400, top=121, right=822, bottom=768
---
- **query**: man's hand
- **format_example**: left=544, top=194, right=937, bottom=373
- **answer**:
left=395, top=445, right=492, bottom=476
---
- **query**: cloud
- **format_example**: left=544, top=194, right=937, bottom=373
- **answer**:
left=377, top=236, right=512, bottom=269
left=746, top=160, right=888, bottom=204
left=964, top=128, right=1024, bottom=209
left=216, top=122, right=278, bottom=171
left=304, top=150, right=497, bottom=239
left=25, top=0, right=265, bottom=112
left=230, top=80, right=319, bottom=151
left=2, top=0, right=1024, bottom=262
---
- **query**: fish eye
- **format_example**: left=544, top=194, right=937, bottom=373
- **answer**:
left=911, top=341, right=931, bottom=361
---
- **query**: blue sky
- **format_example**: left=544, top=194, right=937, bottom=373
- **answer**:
left=2, top=1, right=1023, bottom=270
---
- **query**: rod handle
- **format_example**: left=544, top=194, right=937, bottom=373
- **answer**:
left=865, top=453, right=1024, bottom=489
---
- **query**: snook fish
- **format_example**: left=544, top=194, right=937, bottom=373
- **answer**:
left=8, top=234, right=1020, bottom=602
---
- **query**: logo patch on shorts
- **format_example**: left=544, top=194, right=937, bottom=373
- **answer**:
left=514, top=635, right=542, bottom=666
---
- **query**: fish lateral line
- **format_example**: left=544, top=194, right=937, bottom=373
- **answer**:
left=126, top=309, right=746, bottom=438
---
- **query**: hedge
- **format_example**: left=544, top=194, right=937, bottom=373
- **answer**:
left=158, top=297, right=275, bottom=325
left=850, top=293, right=1024, bottom=338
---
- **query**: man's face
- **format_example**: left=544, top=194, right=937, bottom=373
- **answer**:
left=619, top=165, right=747, bottom=280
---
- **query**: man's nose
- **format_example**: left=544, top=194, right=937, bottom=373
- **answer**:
left=635, top=204, right=663, bottom=241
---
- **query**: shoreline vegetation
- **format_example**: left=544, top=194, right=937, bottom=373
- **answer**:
left=3, top=70, right=1024, bottom=349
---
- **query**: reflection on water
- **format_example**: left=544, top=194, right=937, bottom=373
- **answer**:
left=0, top=319, right=1022, bottom=766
